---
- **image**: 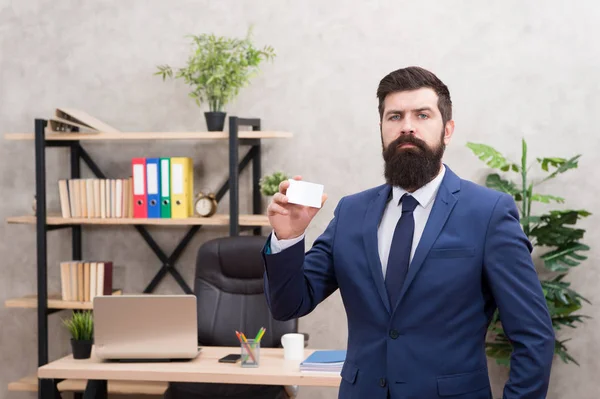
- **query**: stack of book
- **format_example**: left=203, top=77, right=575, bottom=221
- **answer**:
left=299, top=350, right=346, bottom=373
left=58, top=178, right=133, bottom=218
left=59, top=261, right=113, bottom=302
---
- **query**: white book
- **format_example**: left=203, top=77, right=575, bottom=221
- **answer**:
left=90, top=262, right=97, bottom=300
left=115, top=180, right=123, bottom=218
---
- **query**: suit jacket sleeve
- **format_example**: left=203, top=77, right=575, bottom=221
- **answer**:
left=483, top=193, right=555, bottom=398
left=262, top=199, right=343, bottom=321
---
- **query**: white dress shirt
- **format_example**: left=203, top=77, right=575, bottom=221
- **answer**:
left=377, top=165, right=445, bottom=277
left=270, top=165, right=446, bottom=278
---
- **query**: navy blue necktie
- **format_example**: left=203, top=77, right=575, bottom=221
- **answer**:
left=385, top=194, right=419, bottom=308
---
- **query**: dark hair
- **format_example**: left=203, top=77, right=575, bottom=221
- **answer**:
left=377, top=66, right=452, bottom=124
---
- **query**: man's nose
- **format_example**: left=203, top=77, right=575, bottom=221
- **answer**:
left=400, top=117, right=415, bottom=135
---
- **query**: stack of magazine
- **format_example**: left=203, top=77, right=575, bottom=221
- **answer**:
left=299, top=350, right=346, bottom=373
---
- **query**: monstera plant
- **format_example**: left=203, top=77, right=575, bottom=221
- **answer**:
left=467, top=139, right=591, bottom=367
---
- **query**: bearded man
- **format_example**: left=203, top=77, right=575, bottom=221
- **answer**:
left=262, top=66, right=555, bottom=399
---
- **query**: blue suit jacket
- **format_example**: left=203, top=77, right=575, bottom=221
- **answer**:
left=263, top=166, right=554, bottom=399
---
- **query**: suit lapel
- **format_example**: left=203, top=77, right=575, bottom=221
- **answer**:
left=362, top=185, right=392, bottom=314
left=392, top=166, right=461, bottom=312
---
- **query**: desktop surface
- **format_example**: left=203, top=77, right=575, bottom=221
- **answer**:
left=38, top=346, right=342, bottom=387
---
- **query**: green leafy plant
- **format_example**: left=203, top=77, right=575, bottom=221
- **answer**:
left=62, top=310, right=93, bottom=341
left=467, top=139, right=591, bottom=367
left=155, top=27, right=276, bottom=112
left=259, top=171, right=289, bottom=196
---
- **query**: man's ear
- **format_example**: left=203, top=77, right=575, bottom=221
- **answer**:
left=443, top=120, right=455, bottom=145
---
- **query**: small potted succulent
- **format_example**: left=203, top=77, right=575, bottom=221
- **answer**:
left=259, top=171, right=289, bottom=197
left=62, top=310, right=94, bottom=359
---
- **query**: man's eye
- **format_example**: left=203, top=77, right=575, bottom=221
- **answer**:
left=389, top=115, right=400, bottom=121
left=418, top=113, right=428, bottom=119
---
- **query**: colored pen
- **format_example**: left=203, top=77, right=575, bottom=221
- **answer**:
left=253, top=327, right=265, bottom=342
left=256, top=328, right=266, bottom=343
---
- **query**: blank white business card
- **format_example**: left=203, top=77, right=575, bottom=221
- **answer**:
left=286, top=179, right=324, bottom=208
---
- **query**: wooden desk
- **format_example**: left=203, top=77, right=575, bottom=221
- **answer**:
left=38, top=346, right=341, bottom=399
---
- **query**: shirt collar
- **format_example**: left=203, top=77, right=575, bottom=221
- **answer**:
left=392, top=164, right=446, bottom=209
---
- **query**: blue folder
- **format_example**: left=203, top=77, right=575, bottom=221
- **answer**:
left=301, top=350, right=346, bottom=364
left=145, top=158, right=161, bottom=218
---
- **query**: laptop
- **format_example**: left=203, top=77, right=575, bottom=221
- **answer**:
left=93, top=294, right=201, bottom=361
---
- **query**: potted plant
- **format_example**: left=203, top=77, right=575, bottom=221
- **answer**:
left=259, top=171, right=289, bottom=197
left=62, top=310, right=94, bottom=359
left=467, top=139, right=591, bottom=368
left=155, top=28, right=276, bottom=131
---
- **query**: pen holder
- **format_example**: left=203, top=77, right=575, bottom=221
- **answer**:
left=241, top=339, right=260, bottom=368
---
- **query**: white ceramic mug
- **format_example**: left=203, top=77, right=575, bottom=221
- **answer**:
left=281, top=333, right=305, bottom=360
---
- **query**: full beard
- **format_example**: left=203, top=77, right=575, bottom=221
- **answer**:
left=382, top=132, right=445, bottom=191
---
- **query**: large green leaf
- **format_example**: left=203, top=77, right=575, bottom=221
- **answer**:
left=528, top=210, right=590, bottom=247
left=548, top=302, right=582, bottom=318
left=485, top=174, right=521, bottom=196
left=530, top=194, right=565, bottom=204
left=540, top=243, right=590, bottom=272
left=552, top=314, right=590, bottom=330
left=529, top=225, right=585, bottom=247
left=466, top=143, right=520, bottom=172
left=538, top=155, right=581, bottom=182
left=537, top=157, right=564, bottom=171
left=555, top=339, right=580, bottom=366
left=545, top=209, right=592, bottom=222
left=542, top=276, right=591, bottom=308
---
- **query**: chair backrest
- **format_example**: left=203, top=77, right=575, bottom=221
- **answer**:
left=194, top=235, right=298, bottom=348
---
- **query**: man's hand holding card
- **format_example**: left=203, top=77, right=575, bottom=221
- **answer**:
left=266, top=176, right=327, bottom=240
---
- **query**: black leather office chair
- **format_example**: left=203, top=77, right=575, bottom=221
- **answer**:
left=164, top=235, right=306, bottom=399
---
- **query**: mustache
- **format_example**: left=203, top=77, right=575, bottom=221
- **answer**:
left=390, top=134, right=427, bottom=151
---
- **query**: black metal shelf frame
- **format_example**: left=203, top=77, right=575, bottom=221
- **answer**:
left=34, top=117, right=264, bottom=399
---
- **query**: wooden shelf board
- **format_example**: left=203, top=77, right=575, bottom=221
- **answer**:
left=8, top=375, right=38, bottom=392
left=6, top=214, right=270, bottom=227
left=57, top=379, right=168, bottom=395
left=8, top=375, right=167, bottom=395
left=4, top=131, right=293, bottom=141
left=5, top=290, right=123, bottom=310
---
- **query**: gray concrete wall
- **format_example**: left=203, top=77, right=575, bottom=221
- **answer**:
left=1, top=1, right=599, bottom=398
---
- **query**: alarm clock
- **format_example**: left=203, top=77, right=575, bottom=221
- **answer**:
left=194, top=191, right=217, bottom=217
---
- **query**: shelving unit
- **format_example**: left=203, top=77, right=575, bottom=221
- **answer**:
left=5, top=116, right=292, bottom=398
